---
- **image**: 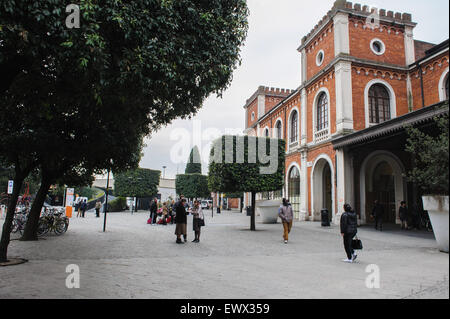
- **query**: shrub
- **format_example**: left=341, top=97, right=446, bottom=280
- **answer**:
left=107, top=197, right=127, bottom=212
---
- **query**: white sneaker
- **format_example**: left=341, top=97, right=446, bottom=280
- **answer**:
left=352, top=254, right=358, bottom=262
left=284, top=240, right=288, bottom=244
left=342, top=259, right=353, bottom=263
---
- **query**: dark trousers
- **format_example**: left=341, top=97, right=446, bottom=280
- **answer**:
left=375, top=217, right=383, bottom=230
left=343, top=232, right=356, bottom=260
left=150, top=212, right=156, bottom=224
left=82, top=210, right=86, bottom=218
left=95, top=209, right=100, bottom=218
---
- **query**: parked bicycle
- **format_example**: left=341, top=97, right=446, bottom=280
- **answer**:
left=11, top=206, right=29, bottom=235
left=37, top=207, right=69, bottom=236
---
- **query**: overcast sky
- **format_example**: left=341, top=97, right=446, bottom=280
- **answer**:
left=138, top=0, right=449, bottom=179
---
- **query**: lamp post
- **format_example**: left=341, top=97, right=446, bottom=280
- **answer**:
left=162, top=166, right=167, bottom=179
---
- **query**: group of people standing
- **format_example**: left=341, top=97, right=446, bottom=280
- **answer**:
left=74, top=199, right=102, bottom=218
left=149, top=198, right=176, bottom=225
left=148, top=195, right=205, bottom=244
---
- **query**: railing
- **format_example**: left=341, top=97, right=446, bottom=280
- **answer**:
left=314, top=128, right=329, bottom=143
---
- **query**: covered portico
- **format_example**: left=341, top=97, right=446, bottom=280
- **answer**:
left=333, top=102, right=449, bottom=225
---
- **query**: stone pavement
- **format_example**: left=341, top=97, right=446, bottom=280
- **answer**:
left=0, top=210, right=448, bottom=299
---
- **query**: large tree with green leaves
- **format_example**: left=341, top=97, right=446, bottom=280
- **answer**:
left=405, top=103, right=449, bottom=195
left=0, top=0, right=248, bottom=261
left=208, top=136, right=285, bottom=230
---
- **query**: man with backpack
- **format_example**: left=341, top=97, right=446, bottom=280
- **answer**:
left=278, top=198, right=294, bottom=244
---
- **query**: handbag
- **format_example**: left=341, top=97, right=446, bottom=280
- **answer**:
left=352, top=236, right=363, bottom=250
left=197, top=218, right=205, bottom=227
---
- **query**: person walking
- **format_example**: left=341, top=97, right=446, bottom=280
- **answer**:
left=75, top=200, right=81, bottom=218
left=81, top=199, right=87, bottom=218
left=340, top=204, right=358, bottom=263
left=191, top=200, right=205, bottom=243
left=399, top=201, right=409, bottom=230
left=149, top=198, right=158, bottom=225
left=371, top=200, right=384, bottom=231
left=95, top=200, right=102, bottom=218
left=175, top=198, right=188, bottom=244
left=279, top=198, right=294, bottom=244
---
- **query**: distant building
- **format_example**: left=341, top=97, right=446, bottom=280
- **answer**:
left=158, top=178, right=176, bottom=203
left=243, top=0, right=449, bottom=225
left=92, top=173, right=115, bottom=190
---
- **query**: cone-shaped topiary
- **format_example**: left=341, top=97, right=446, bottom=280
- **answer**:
left=185, top=146, right=202, bottom=174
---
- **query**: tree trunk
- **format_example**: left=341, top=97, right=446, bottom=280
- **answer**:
left=20, top=175, right=52, bottom=241
left=0, top=174, right=25, bottom=262
left=250, top=192, right=256, bottom=231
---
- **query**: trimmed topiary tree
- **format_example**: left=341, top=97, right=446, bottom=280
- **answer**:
left=176, top=174, right=210, bottom=199
left=176, top=147, right=210, bottom=200
left=114, top=168, right=161, bottom=199
left=208, top=135, right=285, bottom=230
left=185, top=146, right=202, bottom=174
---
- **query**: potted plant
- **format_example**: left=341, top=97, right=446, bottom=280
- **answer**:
left=405, top=104, right=449, bottom=253
left=256, top=198, right=282, bottom=224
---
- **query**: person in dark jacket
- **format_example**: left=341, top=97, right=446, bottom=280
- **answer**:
left=175, top=198, right=188, bottom=244
left=81, top=200, right=87, bottom=218
left=399, top=201, right=409, bottom=230
left=340, top=204, right=358, bottom=263
left=371, top=200, right=384, bottom=231
left=149, top=198, right=158, bottom=225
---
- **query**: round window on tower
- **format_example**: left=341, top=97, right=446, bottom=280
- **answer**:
left=316, top=50, right=325, bottom=66
left=370, top=39, right=386, bottom=55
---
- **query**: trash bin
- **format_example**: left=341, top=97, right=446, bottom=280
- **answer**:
left=321, top=209, right=330, bottom=227
left=246, top=206, right=252, bottom=216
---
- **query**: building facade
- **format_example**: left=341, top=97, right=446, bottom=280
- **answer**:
left=243, top=0, right=449, bottom=225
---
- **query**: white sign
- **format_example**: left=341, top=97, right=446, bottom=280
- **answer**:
left=7, top=180, right=14, bottom=194
left=65, top=188, right=75, bottom=207
left=307, top=162, right=313, bottom=168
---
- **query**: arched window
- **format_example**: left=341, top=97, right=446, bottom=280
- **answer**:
left=316, top=93, right=328, bottom=131
left=290, top=111, right=298, bottom=144
left=288, top=166, right=300, bottom=220
left=445, top=74, right=449, bottom=100
left=276, top=121, right=282, bottom=139
left=369, top=84, right=391, bottom=124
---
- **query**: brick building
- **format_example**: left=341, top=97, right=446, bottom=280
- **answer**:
left=243, top=0, right=449, bottom=225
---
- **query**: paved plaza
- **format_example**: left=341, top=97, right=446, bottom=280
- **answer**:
left=0, top=210, right=448, bottom=299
